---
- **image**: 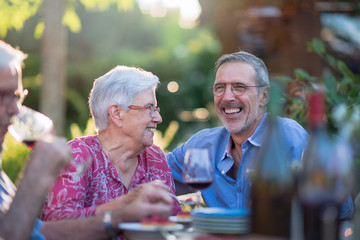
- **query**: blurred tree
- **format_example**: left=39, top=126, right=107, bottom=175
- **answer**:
left=0, top=0, right=135, bottom=135
left=40, top=0, right=67, bottom=135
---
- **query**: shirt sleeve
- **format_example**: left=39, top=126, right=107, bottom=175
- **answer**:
left=279, top=117, right=309, bottom=163
left=31, top=219, right=46, bottom=240
left=40, top=140, right=96, bottom=221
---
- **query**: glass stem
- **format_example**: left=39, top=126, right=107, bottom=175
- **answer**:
left=196, top=191, right=201, bottom=209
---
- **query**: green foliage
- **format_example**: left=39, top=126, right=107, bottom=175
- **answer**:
left=279, top=38, right=360, bottom=134
left=0, top=0, right=135, bottom=38
left=1, top=133, right=31, bottom=184
left=278, top=38, right=360, bottom=194
left=0, top=0, right=42, bottom=37
left=70, top=118, right=96, bottom=139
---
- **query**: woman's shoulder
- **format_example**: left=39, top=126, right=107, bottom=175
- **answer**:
left=68, top=135, right=100, bottom=158
left=146, top=144, right=165, bottom=156
left=142, top=145, right=171, bottom=170
left=69, top=135, right=99, bottom=147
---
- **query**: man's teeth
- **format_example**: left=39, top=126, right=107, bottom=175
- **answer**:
left=225, top=108, right=241, bottom=114
left=146, top=128, right=156, bottom=132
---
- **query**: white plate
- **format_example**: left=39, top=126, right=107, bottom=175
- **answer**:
left=169, top=215, right=192, bottom=224
left=118, top=222, right=184, bottom=240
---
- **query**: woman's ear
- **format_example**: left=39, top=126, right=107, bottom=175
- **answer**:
left=108, top=104, right=124, bottom=127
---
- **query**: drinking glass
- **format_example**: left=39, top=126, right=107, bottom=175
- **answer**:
left=8, top=106, right=53, bottom=148
left=8, top=106, right=92, bottom=176
left=182, top=148, right=213, bottom=208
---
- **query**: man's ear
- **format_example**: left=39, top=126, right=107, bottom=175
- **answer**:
left=259, top=86, right=270, bottom=107
left=108, top=104, right=124, bottom=127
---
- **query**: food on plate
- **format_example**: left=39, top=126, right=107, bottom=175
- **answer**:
left=140, top=215, right=176, bottom=227
left=176, top=211, right=191, bottom=220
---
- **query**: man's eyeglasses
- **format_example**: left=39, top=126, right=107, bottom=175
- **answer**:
left=211, top=83, right=267, bottom=97
left=128, top=105, right=160, bottom=117
left=0, top=89, right=28, bottom=105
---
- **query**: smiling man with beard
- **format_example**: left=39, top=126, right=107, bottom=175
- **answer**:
left=166, top=51, right=353, bottom=220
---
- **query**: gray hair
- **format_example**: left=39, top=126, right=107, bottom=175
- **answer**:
left=0, top=40, right=26, bottom=71
left=89, top=65, right=160, bottom=131
left=214, top=51, right=269, bottom=86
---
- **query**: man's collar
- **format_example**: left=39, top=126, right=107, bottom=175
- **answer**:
left=246, top=113, right=268, bottom=147
left=221, top=113, right=269, bottom=160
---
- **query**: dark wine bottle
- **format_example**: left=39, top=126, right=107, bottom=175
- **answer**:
left=298, top=91, right=346, bottom=240
left=250, top=83, right=294, bottom=238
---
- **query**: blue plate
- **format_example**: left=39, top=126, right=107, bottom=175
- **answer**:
left=192, top=207, right=250, bottom=218
left=191, top=208, right=251, bottom=234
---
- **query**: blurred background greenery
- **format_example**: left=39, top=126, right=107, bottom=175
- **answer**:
left=1, top=0, right=360, bottom=196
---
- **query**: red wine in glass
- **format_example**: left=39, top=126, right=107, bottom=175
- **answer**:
left=22, top=140, right=36, bottom=149
left=186, top=181, right=213, bottom=190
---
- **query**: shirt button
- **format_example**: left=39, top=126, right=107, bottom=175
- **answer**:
left=238, top=189, right=242, bottom=193
left=221, top=170, right=225, bottom=175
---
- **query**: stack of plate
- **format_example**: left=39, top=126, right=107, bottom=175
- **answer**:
left=191, top=208, right=250, bottom=234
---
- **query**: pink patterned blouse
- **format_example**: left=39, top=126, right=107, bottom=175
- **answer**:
left=41, top=135, right=181, bottom=222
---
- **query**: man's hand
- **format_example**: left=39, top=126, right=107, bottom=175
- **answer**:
left=26, top=134, right=72, bottom=184
left=1, top=135, right=72, bottom=240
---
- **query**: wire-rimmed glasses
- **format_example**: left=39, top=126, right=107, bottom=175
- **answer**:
left=128, top=105, right=160, bottom=117
left=210, top=83, right=267, bottom=96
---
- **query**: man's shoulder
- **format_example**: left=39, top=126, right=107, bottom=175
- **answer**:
left=275, top=116, right=309, bottom=141
left=276, top=116, right=306, bottom=131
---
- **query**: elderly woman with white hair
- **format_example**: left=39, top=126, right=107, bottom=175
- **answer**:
left=41, top=66, right=181, bottom=223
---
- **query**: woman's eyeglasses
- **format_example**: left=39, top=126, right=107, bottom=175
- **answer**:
left=128, top=105, right=160, bottom=117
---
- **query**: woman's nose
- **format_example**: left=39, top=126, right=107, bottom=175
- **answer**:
left=152, top=110, right=162, bottom=124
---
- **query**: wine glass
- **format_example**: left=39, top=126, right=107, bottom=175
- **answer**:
left=8, top=106, right=53, bottom=148
left=8, top=106, right=92, bottom=176
left=182, top=148, right=213, bottom=209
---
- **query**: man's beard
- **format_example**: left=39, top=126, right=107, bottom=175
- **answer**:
left=221, top=105, right=260, bottom=134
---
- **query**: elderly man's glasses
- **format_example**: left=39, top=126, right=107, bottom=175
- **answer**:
left=0, top=89, right=28, bottom=105
left=128, top=105, right=160, bottom=117
left=211, top=83, right=267, bottom=97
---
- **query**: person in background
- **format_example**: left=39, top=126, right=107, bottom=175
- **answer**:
left=0, top=40, right=173, bottom=240
left=41, top=66, right=181, bottom=224
left=166, top=51, right=353, bottom=220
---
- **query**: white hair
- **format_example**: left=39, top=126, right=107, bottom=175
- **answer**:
left=0, top=40, right=26, bottom=72
left=89, top=65, right=160, bottom=131
left=214, top=51, right=269, bottom=87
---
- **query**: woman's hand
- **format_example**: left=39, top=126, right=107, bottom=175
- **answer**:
left=95, top=180, right=173, bottom=217
left=111, top=181, right=174, bottom=223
